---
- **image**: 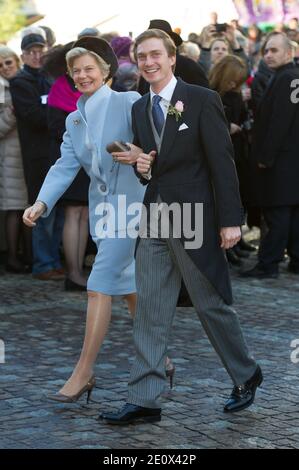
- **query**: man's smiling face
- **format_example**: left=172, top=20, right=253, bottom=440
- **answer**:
left=136, top=37, right=176, bottom=91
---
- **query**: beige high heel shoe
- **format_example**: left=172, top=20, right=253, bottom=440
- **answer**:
left=47, top=375, right=96, bottom=404
left=165, top=360, right=175, bottom=389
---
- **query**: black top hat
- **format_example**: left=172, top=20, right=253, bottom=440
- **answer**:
left=21, top=33, right=47, bottom=51
left=72, top=36, right=118, bottom=80
left=148, top=19, right=182, bottom=47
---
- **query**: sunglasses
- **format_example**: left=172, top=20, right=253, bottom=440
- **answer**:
left=23, top=49, right=44, bottom=57
left=0, top=59, right=14, bottom=68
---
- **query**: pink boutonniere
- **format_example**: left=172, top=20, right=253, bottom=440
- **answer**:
left=167, top=100, right=184, bottom=122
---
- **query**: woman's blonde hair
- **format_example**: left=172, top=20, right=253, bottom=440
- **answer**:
left=209, top=54, right=247, bottom=96
left=179, top=41, right=200, bottom=62
left=210, top=38, right=232, bottom=56
left=66, top=47, right=110, bottom=80
left=0, top=46, right=21, bottom=69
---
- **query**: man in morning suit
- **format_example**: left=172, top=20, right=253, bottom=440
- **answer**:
left=101, top=29, right=262, bottom=425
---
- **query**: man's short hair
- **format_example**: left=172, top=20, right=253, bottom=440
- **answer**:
left=262, top=31, right=293, bottom=55
left=133, top=29, right=176, bottom=61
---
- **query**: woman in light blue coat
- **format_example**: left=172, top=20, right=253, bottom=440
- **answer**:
left=23, top=37, right=145, bottom=403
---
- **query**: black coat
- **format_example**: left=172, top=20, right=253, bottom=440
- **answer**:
left=133, top=79, right=243, bottom=305
left=221, top=91, right=250, bottom=205
left=251, top=62, right=299, bottom=207
left=137, top=53, right=209, bottom=95
left=47, top=105, right=89, bottom=204
left=251, top=59, right=273, bottom=117
left=10, top=65, right=52, bottom=204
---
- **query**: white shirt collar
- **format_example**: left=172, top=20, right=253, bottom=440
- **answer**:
left=150, top=75, right=177, bottom=104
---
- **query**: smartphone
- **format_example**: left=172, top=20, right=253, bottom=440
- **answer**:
left=106, top=141, right=131, bottom=153
left=215, top=23, right=227, bottom=33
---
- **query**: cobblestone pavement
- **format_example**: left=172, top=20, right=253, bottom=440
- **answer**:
left=0, top=246, right=299, bottom=449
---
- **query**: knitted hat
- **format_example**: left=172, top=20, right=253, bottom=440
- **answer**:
left=111, top=36, right=132, bottom=58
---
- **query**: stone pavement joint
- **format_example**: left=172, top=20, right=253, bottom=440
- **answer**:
left=0, top=250, right=299, bottom=449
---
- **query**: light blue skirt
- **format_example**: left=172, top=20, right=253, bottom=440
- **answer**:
left=87, top=235, right=137, bottom=295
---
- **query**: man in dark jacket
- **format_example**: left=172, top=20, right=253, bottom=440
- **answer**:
left=250, top=59, right=273, bottom=116
left=101, top=29, right=262, bottom=425
left=10, top=33, right=64, bottom=280
left=137, top=19, right=209, bottom=95
left=243, top=32, right=299, bottom=278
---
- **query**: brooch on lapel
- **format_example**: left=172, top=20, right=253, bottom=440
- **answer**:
left=73, top=119, right=81, bottom=125
left=167, top=100, right=184, bottom=122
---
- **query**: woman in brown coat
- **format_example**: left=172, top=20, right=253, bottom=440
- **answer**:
left=0, top=46, right=30, bottom=272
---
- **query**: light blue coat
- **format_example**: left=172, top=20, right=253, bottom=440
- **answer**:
left=38, top=85, right=145, bottom=240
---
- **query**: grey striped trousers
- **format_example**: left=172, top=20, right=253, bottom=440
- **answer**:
left=127, top=235, right=257, bottom=409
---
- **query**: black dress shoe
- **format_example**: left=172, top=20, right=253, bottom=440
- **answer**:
left=232, top=245, right=250, bottom=258
left=238, top=238, right=257, bottom=252
left=64, top=278, right=86, bottom=291
left=24, top=264, right=32, bottom=274
left=100, top=403, right=161, bottom=425
left=288, top=264, right=299, bottom=274
left=5, top=263, right=26, bottom=274
left=240, top=265, right=278, bottom=279
left=226, top=249, right=243, bottom=267
left=224, top=365, right=263, bottom=413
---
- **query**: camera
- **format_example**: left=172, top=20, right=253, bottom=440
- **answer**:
left=215, top=23, right=228, bottom=33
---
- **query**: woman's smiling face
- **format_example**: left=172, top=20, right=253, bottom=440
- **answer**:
left=0, top=55, right=19, bottom=79
left=71, top=54, right=105, bottom=96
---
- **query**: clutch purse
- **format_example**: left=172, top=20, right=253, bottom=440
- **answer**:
left=106, top=141, right=131, bottom=153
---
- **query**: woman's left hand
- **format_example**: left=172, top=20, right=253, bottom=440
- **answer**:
left=111, top=143, right=143, bottom=165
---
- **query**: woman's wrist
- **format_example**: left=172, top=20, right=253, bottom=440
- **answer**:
left=35, top=200, right=47, bottom=213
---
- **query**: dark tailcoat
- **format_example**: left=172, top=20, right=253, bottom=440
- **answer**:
left=133, top=78, right=244, bottom=305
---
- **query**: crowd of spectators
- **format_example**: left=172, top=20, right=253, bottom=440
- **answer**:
left=1, top=11, right=299, bottom=284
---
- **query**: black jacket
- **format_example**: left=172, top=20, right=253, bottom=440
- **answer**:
left=137, top=53, right=209, bottom=95
left=221, top=91, right=250, bottom=205
left=133, top=79, right=243, bottom=305
left=251, top=62, right=299, bottom=207
left=251, top=59, right=273, bottom=116
left=10, top=65, right=52, bottom=204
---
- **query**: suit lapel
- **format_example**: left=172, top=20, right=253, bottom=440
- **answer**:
left=159, top=79, right=188, bottom=159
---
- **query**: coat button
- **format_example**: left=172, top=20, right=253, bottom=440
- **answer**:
left=100, top=184, right=106, bottom=192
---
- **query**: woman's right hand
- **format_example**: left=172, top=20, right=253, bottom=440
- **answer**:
left=23, top=201, right=46, bottom=227
left=201, top=25, right=218, bottom=48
